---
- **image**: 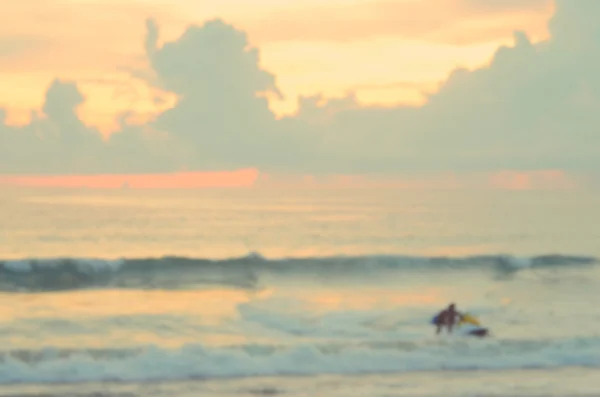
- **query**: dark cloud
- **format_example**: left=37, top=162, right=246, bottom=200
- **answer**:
left=1, top=0, right=599, bottom=175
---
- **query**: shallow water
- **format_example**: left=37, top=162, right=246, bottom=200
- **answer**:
left=0, top=187, right=599, bottom=395
left=1, top=369, right=600, bottom=397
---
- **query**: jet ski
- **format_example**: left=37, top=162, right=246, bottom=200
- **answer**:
left=431, top=312, right=491, bottom=338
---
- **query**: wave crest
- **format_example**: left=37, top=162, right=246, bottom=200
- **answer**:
left=0, top=253, right=595, bottom=292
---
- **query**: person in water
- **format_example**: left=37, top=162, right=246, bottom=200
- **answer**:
left=434, top=303, right=464, bottom=334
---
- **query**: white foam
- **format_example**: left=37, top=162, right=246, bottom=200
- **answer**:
left=501, top=255, right=533, bottom=270
left=0, top=338, right=599, bottom=385
left=73, top=258, right=125, bottom=273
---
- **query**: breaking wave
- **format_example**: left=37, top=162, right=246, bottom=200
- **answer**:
left=1, top=337, right=600, bottom=384
left=0, top=253, right=596, bottom=292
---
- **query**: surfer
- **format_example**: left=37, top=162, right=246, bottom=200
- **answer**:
left=433, top=303, right=464, bottom=334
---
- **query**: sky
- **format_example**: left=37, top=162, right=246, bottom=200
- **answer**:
left=0, top=0, right=598, bottom=189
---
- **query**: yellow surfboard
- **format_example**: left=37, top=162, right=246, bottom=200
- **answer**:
left=459, top=313, right=481, bottom=326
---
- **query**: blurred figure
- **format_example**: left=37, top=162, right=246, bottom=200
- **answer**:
left=433, top=303, right=464, bottom=334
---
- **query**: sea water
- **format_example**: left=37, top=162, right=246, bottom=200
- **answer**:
left=0, top=187, right=599, bottom=397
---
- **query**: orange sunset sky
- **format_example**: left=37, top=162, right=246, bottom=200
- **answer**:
left=1, top=0, right=599, bottom=189
left=2, top=0, right=554, bottom=128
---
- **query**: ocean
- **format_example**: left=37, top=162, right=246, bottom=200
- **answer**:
left=0, top=186, right=599, bottom=397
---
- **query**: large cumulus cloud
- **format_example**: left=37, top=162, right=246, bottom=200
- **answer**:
left=294, top=0, right=600, bottom=173
left=1, top=0, right=599, bottom=175
left=144, top=18, right=311, bottom=170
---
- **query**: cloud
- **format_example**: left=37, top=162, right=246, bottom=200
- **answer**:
left=0, top=79, right=107, bottom=174
left=1, top=0, right=599, bottom=180
left=139, top=18, right=311, bottom=171
left=280, top=0, right=600, bottom=174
